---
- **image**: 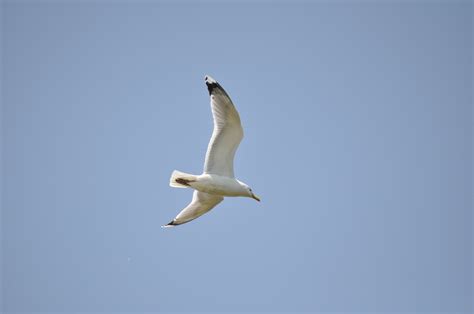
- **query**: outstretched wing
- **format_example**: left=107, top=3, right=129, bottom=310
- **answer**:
left=162, top=191, right=224, bottom=227
left=203, top=75, right=244, bottom=178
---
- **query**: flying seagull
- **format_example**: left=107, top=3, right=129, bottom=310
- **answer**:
left=163, top=75, right=260, bottom=227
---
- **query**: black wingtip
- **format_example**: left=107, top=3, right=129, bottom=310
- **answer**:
left=204, top=75, right=219, bottom=95
left=204, top=75, right=231, bottom=99
left=162, top=220, right=178, bottom=228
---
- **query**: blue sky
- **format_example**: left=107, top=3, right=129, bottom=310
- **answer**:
left=1, top=1, right=472, bottom=313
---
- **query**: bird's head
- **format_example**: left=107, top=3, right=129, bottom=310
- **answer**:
left=237, top=180, right=260, bottom=201
left=246, top=186, right=260, bottom=202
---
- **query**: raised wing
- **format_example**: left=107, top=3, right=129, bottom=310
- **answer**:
left=162, top=191, right=224, bottom=227
left=203, top=75, right=244, bottom=177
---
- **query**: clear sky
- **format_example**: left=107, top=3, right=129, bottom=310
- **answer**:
left=2, top=1, right=472, bottom=313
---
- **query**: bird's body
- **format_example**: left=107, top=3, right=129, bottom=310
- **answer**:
left=163, top=75, right=259, bottom=227
left=170, top=171, right=250, bottom=197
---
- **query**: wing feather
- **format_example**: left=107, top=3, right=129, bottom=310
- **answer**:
left=203, top=76, right=243, bottom=177
left=163, top=191, right=223, bottom=227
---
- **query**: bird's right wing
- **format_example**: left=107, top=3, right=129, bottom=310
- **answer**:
left=203, top=75, right=244, bottom=178
left=162, top=191, right=224, bottom=227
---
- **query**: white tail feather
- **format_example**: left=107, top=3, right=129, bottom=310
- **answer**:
left=169, top=170, right=196, bottom=188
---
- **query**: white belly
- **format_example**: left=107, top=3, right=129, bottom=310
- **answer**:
left=190, top=174, right=245, bottom=197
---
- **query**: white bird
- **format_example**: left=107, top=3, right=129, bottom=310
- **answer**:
left=163, top=75, right=260, bottom=227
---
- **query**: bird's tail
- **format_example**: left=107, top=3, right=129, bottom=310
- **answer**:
left=169, top=170, right=197, bottom=188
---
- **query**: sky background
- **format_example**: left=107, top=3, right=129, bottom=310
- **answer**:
left=1, top=1, right=472, bottom=313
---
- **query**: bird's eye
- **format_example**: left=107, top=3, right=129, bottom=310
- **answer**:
left=249, top=188, right=252, bottom=192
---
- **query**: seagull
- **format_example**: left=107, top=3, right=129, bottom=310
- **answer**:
left=162, top=75, right=260, bottom=228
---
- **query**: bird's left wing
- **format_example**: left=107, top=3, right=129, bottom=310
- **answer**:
left=162, top=191, right=224, bottom=227
left=203, top=75, right=244, bottom=178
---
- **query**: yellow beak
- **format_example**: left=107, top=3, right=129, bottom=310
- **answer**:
left=251, top=193, right=261, bottom=202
